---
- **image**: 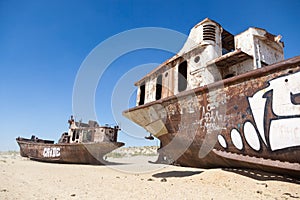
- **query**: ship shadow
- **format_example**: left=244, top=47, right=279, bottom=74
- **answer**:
left=222, top=168, right=300, bottom=184
left=28, top=158, right=129, bottom=166
left=152, top=170, right=203, bottom=178
left=100, top=160, right=129, bottom=166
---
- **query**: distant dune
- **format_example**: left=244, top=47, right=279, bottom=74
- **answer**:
left=106, top=146, right=158, bottom=158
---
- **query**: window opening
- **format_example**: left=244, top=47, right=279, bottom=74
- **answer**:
left=71, top=130, right=76, bottom=141
left=221, top=29, right=235, bottom=55
left=155, top=74, right=162, bottom=100
left=139, top=82, right=145, bottom=105
left=224, top=73, right=235, bottom=79
left=178, top=61, right=188, bottom=92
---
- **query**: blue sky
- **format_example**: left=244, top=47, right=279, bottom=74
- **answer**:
left=0, top=0, right=299, bottom=150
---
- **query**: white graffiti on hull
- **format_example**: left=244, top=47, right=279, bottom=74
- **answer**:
left=43, top=147, right=61, bottom=158
left=248, top=71, right=300, bottom=151
left=218, top=71, right=300, bottom=152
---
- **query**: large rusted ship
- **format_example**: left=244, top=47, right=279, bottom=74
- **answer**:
left=123, top=18, right=300, bottom=176
left=16, top=116, right=124, bottom=164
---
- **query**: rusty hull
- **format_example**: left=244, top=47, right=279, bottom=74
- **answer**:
left=16, top=137, right=124, bottom=164
left=123, top=56, right=300, bottom=177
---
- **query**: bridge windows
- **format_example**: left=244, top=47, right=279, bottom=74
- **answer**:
left=155, top=74, right=162, bottom=100
left=178, top=60, right=187, bottom=92
left=138, top=82, right=145, bottom=106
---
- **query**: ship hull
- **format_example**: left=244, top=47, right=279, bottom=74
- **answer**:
left=16, top=137, right=124, bottom=164
left=124, top=56, right=300, bottom=176
left=157, top=133, right=300, bottom=177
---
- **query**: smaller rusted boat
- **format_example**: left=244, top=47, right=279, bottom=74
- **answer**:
left=16, top=116, right=124, bottom=164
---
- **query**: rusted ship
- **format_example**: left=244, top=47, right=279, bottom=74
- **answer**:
left=123, top=18, right=300, bottom=176
left=16, top=116, right=124, bottom=164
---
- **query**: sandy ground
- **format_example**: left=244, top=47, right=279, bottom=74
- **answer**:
left=0, top=152, right=299, bottom=200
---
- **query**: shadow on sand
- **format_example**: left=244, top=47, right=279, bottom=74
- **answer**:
left=28, top=158, right=129, bottom=166
left=223, top=168, right=300, bottom=184
left=101, top=160, right=132, bottom=166
left=152, top=170, right=203, bottom=178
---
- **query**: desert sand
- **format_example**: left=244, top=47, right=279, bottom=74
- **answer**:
left=0, top=150, right=299, bottom=200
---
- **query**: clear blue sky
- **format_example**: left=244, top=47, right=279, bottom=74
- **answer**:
left=0, top=0, right=299, bottom=150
